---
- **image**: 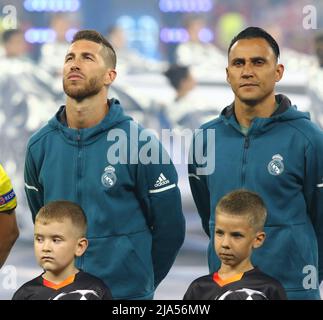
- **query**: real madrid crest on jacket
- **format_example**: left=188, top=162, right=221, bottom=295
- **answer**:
left=189, top=94, right=323, bottom=299
left=183, top=268, right=287, bottom=300
left=12, top=271, right=112, bottom=300
left=24, top=99, right=185, bottom=300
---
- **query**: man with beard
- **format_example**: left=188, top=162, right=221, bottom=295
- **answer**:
left=24, top=30, right=185, bottom=300
left=188, top=27, right=323, bottom=299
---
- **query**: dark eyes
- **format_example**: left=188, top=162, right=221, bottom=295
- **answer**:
left=232, top=59, right=265, bottom=66
left=233, top=60, right=243, bottom=66
left=232, top=233, right=243, bottom=238
left=254, top=59, right=265, bottom=65
left=65, top=56, right=94, bottom=62
left=215, top=230, right=243, bottom=238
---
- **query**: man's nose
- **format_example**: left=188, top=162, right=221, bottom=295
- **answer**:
left=241, top=62, right=254, bottom=78
left=70, top=65, right=80, bottom=72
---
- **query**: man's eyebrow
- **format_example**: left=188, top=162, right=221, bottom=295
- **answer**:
left=231, top=56, right=267, bottom=63
left=81, top=52, right=96, bottom=57
left=65, top=52, right=96, bottom=58
left=65, top=52, right=74, bottom=59
left=231, top=57, right=245, bottom=62
left=250, top=56, right=267, bottom=61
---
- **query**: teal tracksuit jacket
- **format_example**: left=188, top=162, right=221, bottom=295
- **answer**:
left=188, top=94, right=323, bottom=299
left=25, top=99, right=185, bottom=299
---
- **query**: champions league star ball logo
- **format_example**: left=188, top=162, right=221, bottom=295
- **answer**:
left=51, top=290, right=100, bottom=300
left=216, top=288, right=268, bottom=300
left=101, top=165, right=117, bottom=188
left=267, top=154, right=284, bottom=176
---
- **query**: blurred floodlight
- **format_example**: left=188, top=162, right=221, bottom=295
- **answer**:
left=159, top=0, right=213, bottom=13
left=24, top=0, right=80, bottom=12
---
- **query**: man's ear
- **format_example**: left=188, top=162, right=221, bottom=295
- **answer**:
left=75, top=238, right=88, bottom=257
left=104, top=69, right=117, bottom=86
left=275, top=63, right=284, bottom=83
left=226, top=67, right=231, bottom=85
left=253, top=231, right=266, bottom=249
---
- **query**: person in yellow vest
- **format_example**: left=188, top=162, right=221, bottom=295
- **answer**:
left=0, top=164, right=19, bottom=268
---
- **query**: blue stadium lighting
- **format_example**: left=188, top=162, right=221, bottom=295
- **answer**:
left=65, top=28, right=78, bottom=42
left=160, top=27, right=213, bottom=43
left=25, top=28, right=56, bottom=44
left=160, top=28, right=189, bottom=43
left=116, top=16, right=136, bottom=30
left=25, top=28, right=77, bottom=43
left=199, top=28, right=213, bottom=42
left=24, top=0, right=80, bottom=12
left=159, top=0, right=213, bottom=13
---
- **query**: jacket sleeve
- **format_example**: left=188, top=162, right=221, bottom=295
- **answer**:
left=136, top=136, right=185, bottom=288
left=188, top=131, right=211, bottom=237
left=24, top=146, right=44, bottom=222
left=303, top=131, right=323, bottom=283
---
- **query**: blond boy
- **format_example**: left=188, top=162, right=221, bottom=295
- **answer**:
left=13, top=201, right=112, bottom=300
left=184, top=189, right=287, bottom=300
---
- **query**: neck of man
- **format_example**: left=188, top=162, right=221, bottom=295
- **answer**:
left=66, top=90, right=109, bottom=129
left=234, top=93, right=277, bottom=128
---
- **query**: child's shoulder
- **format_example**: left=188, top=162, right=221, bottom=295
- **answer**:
left=186, top=273, right=217, bottom=292
left=12, top=274, right=43, bottom=300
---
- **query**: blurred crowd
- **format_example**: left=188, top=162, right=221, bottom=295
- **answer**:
left=0, top=7, right=323, bottom=238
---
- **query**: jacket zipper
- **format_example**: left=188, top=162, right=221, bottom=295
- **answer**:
left=241, top=136, right=250, bottom=187
left=76, top=131, right=84, bottom=270
left=76, top=131, right=82, bottom=208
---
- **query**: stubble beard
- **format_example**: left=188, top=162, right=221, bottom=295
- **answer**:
left=63, top=77, right=103, bottom=102
left=238, top=91, right=270, bottom=108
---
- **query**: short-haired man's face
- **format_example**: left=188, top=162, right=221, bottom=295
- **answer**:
left=34, top=218, right=86, bottom=278
left=63, top=40, right=115, bottom=101
left=226, top=38, right=284, bottom=106
left=214, top=211, right=265, bottom=269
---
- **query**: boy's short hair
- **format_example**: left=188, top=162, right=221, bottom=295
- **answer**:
left=72, top=29, right=117, bottom=68
left=216, top=189, right=267, bottom=232
left=35, top=201, right=87, bottom=237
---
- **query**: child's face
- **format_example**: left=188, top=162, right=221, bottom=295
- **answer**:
left=214, top=211, right=265, bottom=268
left=34, top=218, right=86, bottom=276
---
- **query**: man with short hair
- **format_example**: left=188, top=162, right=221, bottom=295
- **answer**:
left=189, top=27, right=323, bottom=299
left=24, top=30, right=185, bottom=300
